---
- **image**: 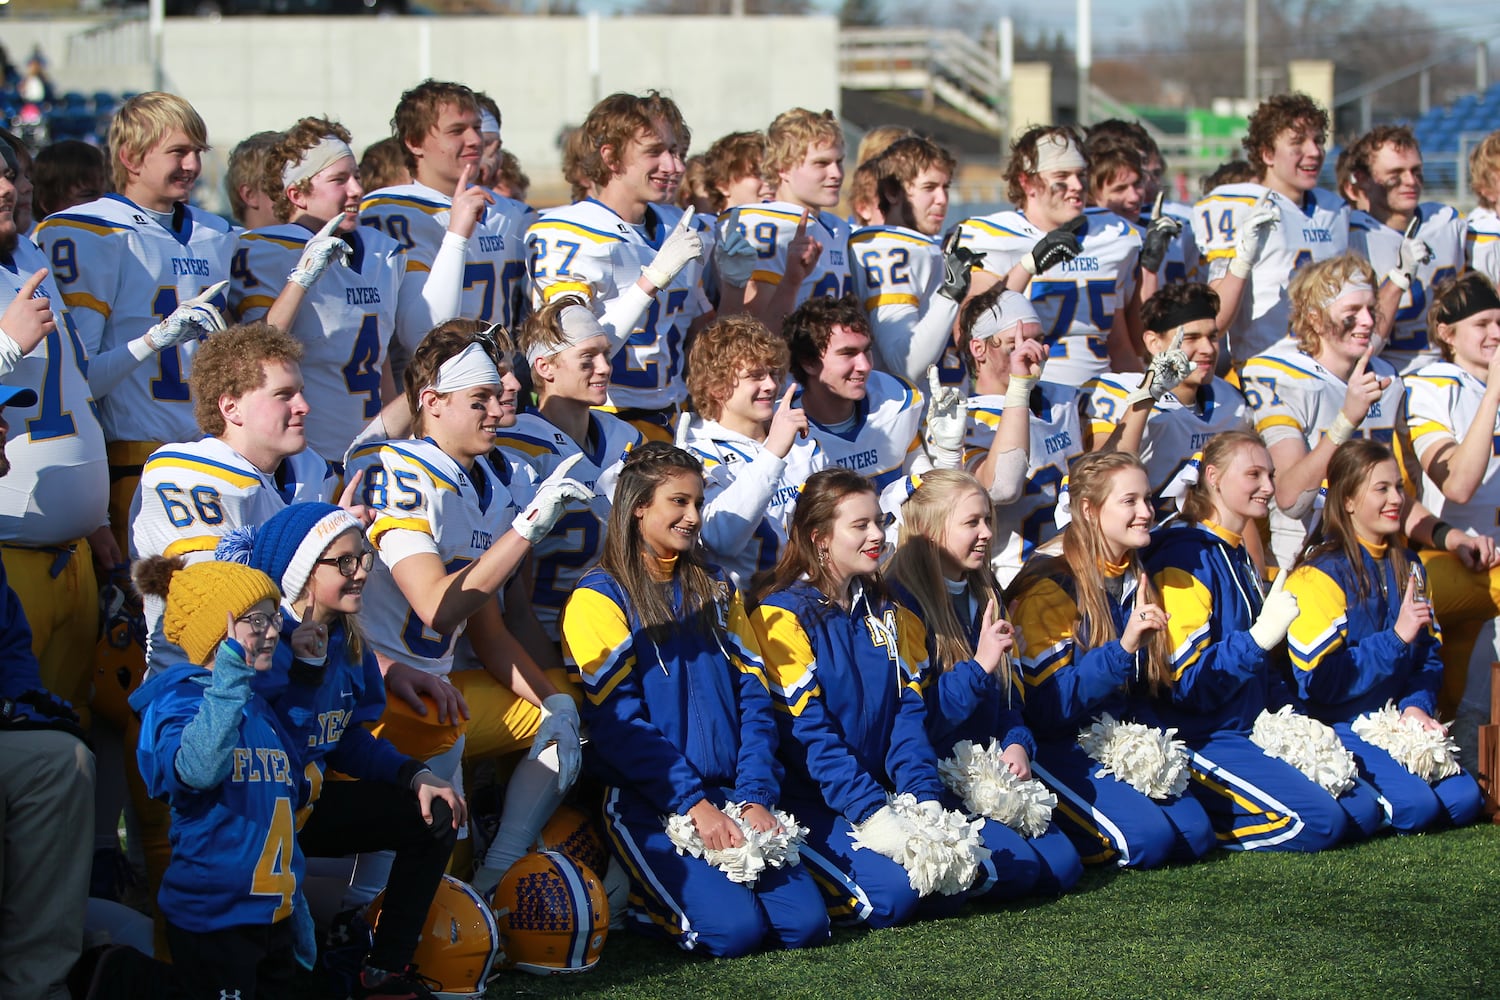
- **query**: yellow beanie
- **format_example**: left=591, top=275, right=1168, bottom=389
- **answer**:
left=135, top=557, right=282, bottom=665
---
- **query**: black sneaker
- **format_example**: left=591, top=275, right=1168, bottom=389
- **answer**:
left=349, top=964, right=440, bottom=1000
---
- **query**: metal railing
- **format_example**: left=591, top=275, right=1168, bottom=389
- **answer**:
left=839, top=27, right=1005, bottom=131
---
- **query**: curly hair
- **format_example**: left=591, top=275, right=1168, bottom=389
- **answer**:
left=190, top=323, right=303, bottom=437
left=265, top=117, right=354, bottom=222
left=1242, top=93, right=1328, bottom=178
left=1288, top=253, right=1379, bottom=355
left=686, top=315, right=789, bottom=421
left=1469, top=130, right=1500, bottom=209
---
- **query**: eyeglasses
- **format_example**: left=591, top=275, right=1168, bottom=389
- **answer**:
left=235, top=611, right=279, bottom=635
left=315, top=548, right=376, bottom=578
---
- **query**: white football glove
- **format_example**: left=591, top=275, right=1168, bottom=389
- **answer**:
left=714, top=208, right=760, bottom=289
left=1385, top=217, right=1432, bottom=291
left=1125, top=327, right=1194, bottom=407
left=924, top=365, right=968, bottom=469
left=1228, top=193, right=1279, bottom=279
left=512, top=452, right=595, bottom=544
left=641, top=209, right=704, bottom=289
left=530, top=693, right=582, bottom=791
left=851, top=804, right=911, bottom=861
left=139, top=281, right=229, bottom=354
left=288, top=215, right=352, bottom=289
left=1248, top=573, right=1299, bottom=651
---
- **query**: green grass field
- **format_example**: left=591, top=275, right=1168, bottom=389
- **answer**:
left=482, top=823, right=1500, bottom=1000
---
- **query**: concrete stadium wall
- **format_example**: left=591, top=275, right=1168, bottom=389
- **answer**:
left=4, top=15, right=840, bottom=209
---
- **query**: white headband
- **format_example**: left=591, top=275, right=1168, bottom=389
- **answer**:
left=1332, top=275, right=1374, bottom=306
left=525, top=304, right=606, bottom=366
left=282, top=135, right=355, bottom=190
left=427, top=342, right=500, bottom=394
left=1033, top=134, right=1087, bottom=174
left=479, top=110, right=501, bottom=136
left=972, top=290, right=1041, bottom=342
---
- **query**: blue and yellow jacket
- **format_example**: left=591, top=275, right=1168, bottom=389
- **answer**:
left=890, top=581, right=1036, bottom=761
left=130, top=651, right=310, bottom=933
left=1145, top=521, right=1290, bottom=740
left=751, top=580, right=944, bottom=823
left=1285, top=540, right=1441, bottom=723
left=563, top=566, right=781, bottom=817
left=1012, top=565, right=1154, bottom=742
left=256, top=610, right=418, bottom=793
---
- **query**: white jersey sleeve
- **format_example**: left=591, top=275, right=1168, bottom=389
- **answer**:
left=1349, top=204, right=1464, bottom=373
left=1194, top=183, right=1349, bottom=363
left=734, top=201, right=853, bottom=304
left=0, top=241, right=109, bottom=544
left=1405, top=363, right=1500, bottom=534
left=848, top=225, right=960, bottom=384
left=494, top=411, right=643, bottom=640
left=346, top=437, right=517, bottom=675
left=34, top=197, right=237, bottom=444
left=525, top=201, right=709, bottom=411
left=231, top=225, right=407, bottom=466
left=1465, top=206, right=1500, bottom=285
left=965, top=384, right=1082, bottom=586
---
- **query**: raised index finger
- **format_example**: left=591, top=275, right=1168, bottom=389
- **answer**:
left=338, top=468, right=364, bottom=508
left=1151, top=191, right=1165, bottom=221
left=454, top=163, right=473, bottom=198
left=778, top=382, right=797, bottom=410
left=676, top=208, right=695, bottom=235
left=314, top=214, right=343, bottom=239
left=1404, top=215, right=1420, bottom=240
left=17, top=268, right=48, bottom=297
left=795, top=209, right=810, bottom=239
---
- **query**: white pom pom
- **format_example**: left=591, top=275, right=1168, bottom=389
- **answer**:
left=1077, top=713, right=1191, bottom=799
left=882, top=793, right=989, bottom=896
left=661, top=802, right=809, bottom=885
left=938, top=740, right=1056, bottom=838
left=1350, top=701, right=1462, bottom=784
left=1250, top=706, right=1358, bottom=797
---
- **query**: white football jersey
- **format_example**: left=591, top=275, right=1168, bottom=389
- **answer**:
left=1193, top=183, right=1349, bottom=364
left=1241, top=342, right=1406, bottom=568
left=1084, top=374, right=1251, bottom=517
left=230, top=224, right=406, bottom=466
left=34, top=195, right=237, bottom=444
left=848, top=224, right=964, bottom=386
left=346, top=437, right=518, bottom=676
left=360, top=182, right=532, bottom=350
left=0, top=243, right=108, bottom=545
left=525, top=199, right=710, bottom=412
left=132, top=437, right=334, bottom=669
left=805, top=370, right=923, bottom=497
left=1405, top=363, right=1500, bottom=535
left=956, top=206, right=1141, bottom=385
left=494, top=410, right=642, bottom=640
left=1465, top=205, right=1500, bottom=286
left=735, top=201, right=854, bottom=303
left=964, top=384, right=1082, bottom=586
left=1349, top=204, right=1464, bottom=373
left=676, top=415, right=827, bottom=592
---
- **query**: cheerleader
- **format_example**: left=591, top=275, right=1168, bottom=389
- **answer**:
left=1284, top=439, right=1484, bottom=831
left=1010, top=451, right=1216, bottom=868
left=886, top=469, right=1084, bottom=895
left=750, top=469, right=980, bottom=928
left=1145, top=430, right=1384, bottom=848
left=562, top=443, right=828, bottom=957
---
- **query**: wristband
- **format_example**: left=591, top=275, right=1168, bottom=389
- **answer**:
left=1431, top=521, right=1456, bottom=551
left=128, top=334, right=158, bottom=361
left=1325, top=412, right=1357, bottom=447
left=1384, top=268, right=1412, bottom=292
left=1004, top=375, right=1037, bottom=409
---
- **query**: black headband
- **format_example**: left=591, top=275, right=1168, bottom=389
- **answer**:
left=1146, top=297, right=1217, bottom=334
left=1434, top=281, right=1500, bottom=327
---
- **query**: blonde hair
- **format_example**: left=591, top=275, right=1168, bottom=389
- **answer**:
left=763, top=108, right=842, bottom=188
left=1288, top=253, right=1380, bottom=355
left=1178, top=430, right=1269, bottom=526
left=109, top=92, right=209, bottom=193
left=226, top=131, right=281, bottom=224
left=854, top=125, right=913, bottom=168
left=888, top=470, right=1006, bottom=674
left=1469, top=130, right=1500, bottom=209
